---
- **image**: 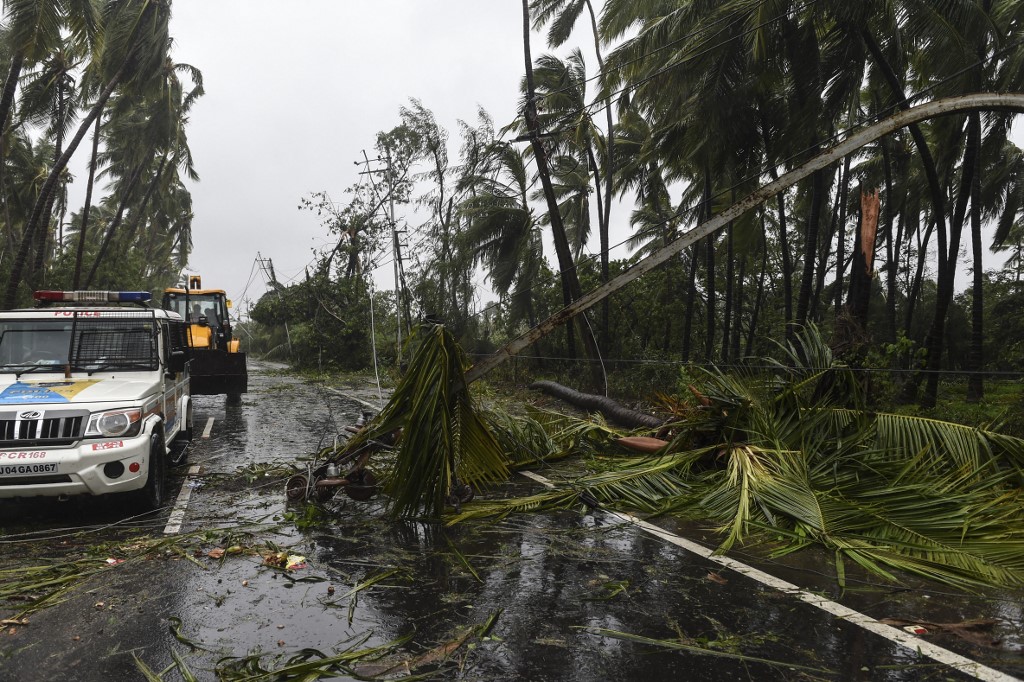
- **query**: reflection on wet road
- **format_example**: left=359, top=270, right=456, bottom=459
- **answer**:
left=0, top=363, right=1021, bottom=681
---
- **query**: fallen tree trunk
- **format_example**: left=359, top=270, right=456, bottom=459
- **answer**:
left=530, top=380, right=664, bottom=429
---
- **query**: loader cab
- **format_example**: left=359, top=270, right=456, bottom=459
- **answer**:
left=162, top=277, right=237, bottom=352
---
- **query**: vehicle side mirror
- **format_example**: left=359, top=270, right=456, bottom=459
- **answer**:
left=168, top=349, right=187, bottom=374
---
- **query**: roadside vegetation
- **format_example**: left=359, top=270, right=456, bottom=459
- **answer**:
left=240, top=2, right=1024, bottom=593
left=4, top=2, right=1024, bottom=421
left=316, top=322, right=1023, bottom=591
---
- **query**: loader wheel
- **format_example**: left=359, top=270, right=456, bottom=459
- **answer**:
left=226, top=392, right=242, bottom=405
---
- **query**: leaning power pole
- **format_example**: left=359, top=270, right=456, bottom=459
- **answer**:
left=257, top=252, right=292, bottom=357
left=381, top=146, right=412, bottom=337
left=358, top=149, right=412, bottom=364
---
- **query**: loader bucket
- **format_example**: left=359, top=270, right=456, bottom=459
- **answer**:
left=189, top=350, right=248, bottom=396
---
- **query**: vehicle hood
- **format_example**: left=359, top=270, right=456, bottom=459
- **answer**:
left=0, top=376, right=156, bottom=406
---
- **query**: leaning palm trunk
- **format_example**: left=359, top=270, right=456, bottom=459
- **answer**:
left=464, top=93, right=1024, bottom=384
left=342, top=323, right=509, bottom=519
left=84, top=156, right=149, bottom=288
left=73, top=117, right=103, bottom=289
left=0, top=52, right=26, bottom=196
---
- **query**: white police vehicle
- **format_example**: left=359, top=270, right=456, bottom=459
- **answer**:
left=0, top=290, right=193, bottom=510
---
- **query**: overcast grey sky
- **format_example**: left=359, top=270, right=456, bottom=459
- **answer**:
left=168, top=1, right=545, bottom=312
left=164, top=2, right=1022, bottom=313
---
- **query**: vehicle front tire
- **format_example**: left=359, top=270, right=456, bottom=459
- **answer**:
left=170, top=407, right=192, bottom=467
left=183, top=402, right=194, bottom=442
left=138, top=433, right=167, bottom=511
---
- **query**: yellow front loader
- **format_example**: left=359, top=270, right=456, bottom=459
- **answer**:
left=162, top=275, right=247, bottom=401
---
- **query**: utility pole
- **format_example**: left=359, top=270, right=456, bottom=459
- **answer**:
left=382, top=146, right=413, bottom=343
left=257, top=251, right=292, bottom=357
left=357, top=150, right=412, bottom=364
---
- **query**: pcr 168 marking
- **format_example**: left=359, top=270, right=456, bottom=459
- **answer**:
left=0, top=451, right=47, bottom=460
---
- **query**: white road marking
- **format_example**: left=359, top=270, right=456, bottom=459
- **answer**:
left=201, top=417, right=214, bottom=439
left=518, top=471, right=1020, bottom=682
left=327, top=387, right=380, bottom=412
left=163, top=464, right=202, bottom=535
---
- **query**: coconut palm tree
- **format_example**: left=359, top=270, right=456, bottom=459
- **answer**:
left=0, top=125, right=49, bottom=259
left=519, top=0, right=603, bottom=379
left=461, top=140, right=545, bottom=330
left=847, top=0, right=997, bottom=406
left=603, top=0, right=792, bottom=358
left=530, top=0, right=618, bottom=345
left=82, top=103, right=156, bottom=288
left=591, top=0, right=1024, bottom=385
left=0, top=0, right=97, bottom=175
left=0, top=1, right=95, bottom=286
left=3, top=0, right=172, bottom=308
left=72, top=116, right=101, bottom=288
left=140, top=176, right=192, bottom=287
left=83, top=44, right=200, bottom=288
left=466, top=94, right=1024, bottom=383
left=528, top=50, right=596, bottom=258
left=17, top=42, right=87, bottom=281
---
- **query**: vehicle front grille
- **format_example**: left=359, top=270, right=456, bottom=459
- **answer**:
left=0, top=412, right=86, bottom=448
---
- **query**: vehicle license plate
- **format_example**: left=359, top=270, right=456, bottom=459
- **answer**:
left=0, top=462, right=58, bottom=477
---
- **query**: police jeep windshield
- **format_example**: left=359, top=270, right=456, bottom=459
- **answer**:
left=0, top=313, right=158, bottom=375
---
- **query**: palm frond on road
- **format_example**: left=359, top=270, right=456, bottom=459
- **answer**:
left=450, top=325, right=1024, bottom=588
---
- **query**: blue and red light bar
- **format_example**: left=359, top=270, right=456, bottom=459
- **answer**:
left=34, top=290, right=152, bottom=303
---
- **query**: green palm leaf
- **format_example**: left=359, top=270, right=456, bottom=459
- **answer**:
left=342, top=323, right=508, bottom=518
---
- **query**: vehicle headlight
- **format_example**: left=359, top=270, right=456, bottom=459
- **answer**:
left=86, top=408, right=143, bottom=438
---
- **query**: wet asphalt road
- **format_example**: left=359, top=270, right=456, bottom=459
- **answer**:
left=0, top=363, right=1021, bottom=681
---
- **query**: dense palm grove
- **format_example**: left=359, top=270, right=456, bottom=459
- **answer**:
left=0, top=0, right=197, bottom=308
left=252, top=0, right=1024, bottom=414
left=4, top=1, right=1024, bottom=415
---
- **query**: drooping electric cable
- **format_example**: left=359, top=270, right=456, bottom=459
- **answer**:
left=367, top=277, right=384, bottom=408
